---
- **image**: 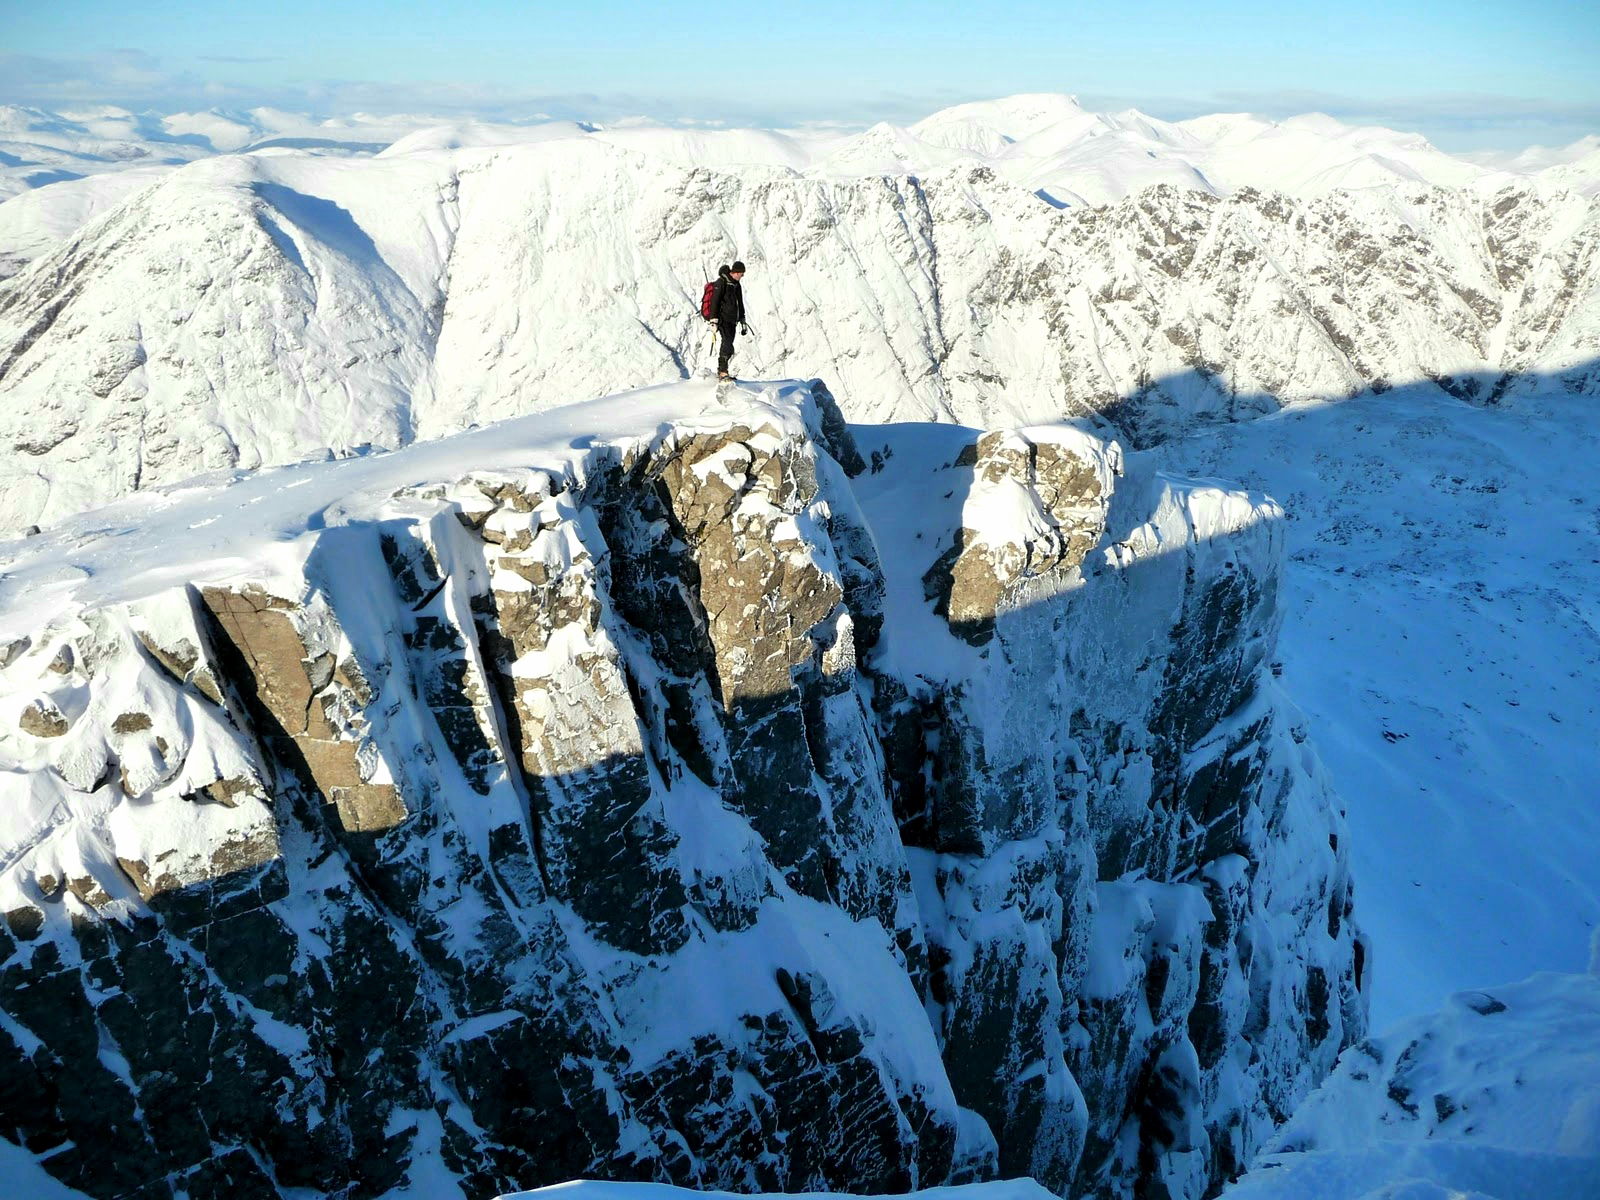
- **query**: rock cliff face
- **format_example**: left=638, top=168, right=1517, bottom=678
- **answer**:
left=1, top=134, right=1596, bottom=532
left=0, top=380, right=1364, bottom=1199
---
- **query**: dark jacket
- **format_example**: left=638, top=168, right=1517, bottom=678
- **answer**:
left=711, top=269, right=745, bottom=325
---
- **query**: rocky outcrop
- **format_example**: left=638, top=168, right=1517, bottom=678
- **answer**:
left=862, top=418, right=1363, bottom=1198
left=0, top=380, right=1364, bottom=1199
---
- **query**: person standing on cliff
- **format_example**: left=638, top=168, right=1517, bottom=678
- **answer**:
left=705, top=261, right=749, bottom=382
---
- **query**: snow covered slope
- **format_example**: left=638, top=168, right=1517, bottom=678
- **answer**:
left=1221, top=963, right=1600, bottom=1200
left=0, top=378, right=1361, bottom=1200
left=1157, top=382, right=1600, bottom=1030
left=0, top=165, right=171, bottom=278
left=1, top=132, right=1595, bottom=534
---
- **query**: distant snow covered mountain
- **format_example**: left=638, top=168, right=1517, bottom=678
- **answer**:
left=1, top=115, right=1597, bottom=533
left=0, top=103, right=493, bottom=200
left=3, top=92, right=1597, bottom=277
left=6, top=93, right=1599, bottom=215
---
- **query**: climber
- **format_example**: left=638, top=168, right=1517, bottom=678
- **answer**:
left=702, top=261, right=749, bottom=382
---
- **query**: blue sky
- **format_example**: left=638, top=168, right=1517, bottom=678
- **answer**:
left=3, top=0, right=1597, bottom=150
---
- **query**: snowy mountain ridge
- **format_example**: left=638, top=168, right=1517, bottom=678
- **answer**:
left=1, top=129, right=1596, bottom=535
left=2, top=86, right=1595, bottom=1200
left=0, top=378, right=1362, bottom=1200
left=4, top=91, right=1597, bottom=278
left=5, top=93, right=1597, bottom=212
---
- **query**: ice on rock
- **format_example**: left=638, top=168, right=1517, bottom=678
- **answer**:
left=0, top=379, right=1362, bottom=1200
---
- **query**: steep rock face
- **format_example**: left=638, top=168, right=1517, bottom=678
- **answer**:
left=854, top=419, right=1363, bottom=1198
left=0, top=380, right=1363, bottom=1199
left=0, top=136, right=1596, bottom=531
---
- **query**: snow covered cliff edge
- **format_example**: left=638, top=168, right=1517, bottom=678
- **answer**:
left=0, top=379, right=1364, bottom=1199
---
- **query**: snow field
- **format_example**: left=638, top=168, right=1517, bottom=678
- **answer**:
left=1158, top=384, right=1600, bottom=1028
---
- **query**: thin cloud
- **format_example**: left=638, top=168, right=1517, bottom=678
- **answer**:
left=0, top=49, right=197, bottom=103
left=0, top=50, right=1591, bottom=154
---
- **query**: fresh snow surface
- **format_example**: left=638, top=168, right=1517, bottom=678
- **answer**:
left=1221, top=967, right=1600, bottom=1200
left=0, top=1136, right=89, bottom=1199
left=846, top=421, right=997, bottom=685
left=1158, top=384, right=1600, bottom=1029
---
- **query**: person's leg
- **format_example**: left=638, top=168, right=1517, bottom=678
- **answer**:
left=717, top=321, right=736, bottom=376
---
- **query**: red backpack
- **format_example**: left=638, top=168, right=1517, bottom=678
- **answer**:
left=700, top=279, right=719, bottom=320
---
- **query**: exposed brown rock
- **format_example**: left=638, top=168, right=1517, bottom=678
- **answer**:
left=330, top=785, right=406, bottom=834
left=112, top=711, right=153, bottom=734
left=200, top=776, right=259, bottom=808
left=3, top=906, right=43, bottom=939
left=116, top=826, right=281, bottom=899
left=136, top=629, right=198, bottom=682
left=19, top=700, right=69, bottom=738
left=66, top=874, right=112, bottom=908
left=925, top=430, right=1108, bottom=645
left=201, top=587, right=314, bottom=735
left=200, top=585, right=407, bottom=834
left=654, top=425, right=843, bottom=708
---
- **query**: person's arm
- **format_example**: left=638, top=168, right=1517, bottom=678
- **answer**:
left=710, top=277, right=724, bottom=322
left=737, top=284, right=746, bottom=326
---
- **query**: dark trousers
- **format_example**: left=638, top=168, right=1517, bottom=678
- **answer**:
left=717, top=320, right=737, bottom=374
